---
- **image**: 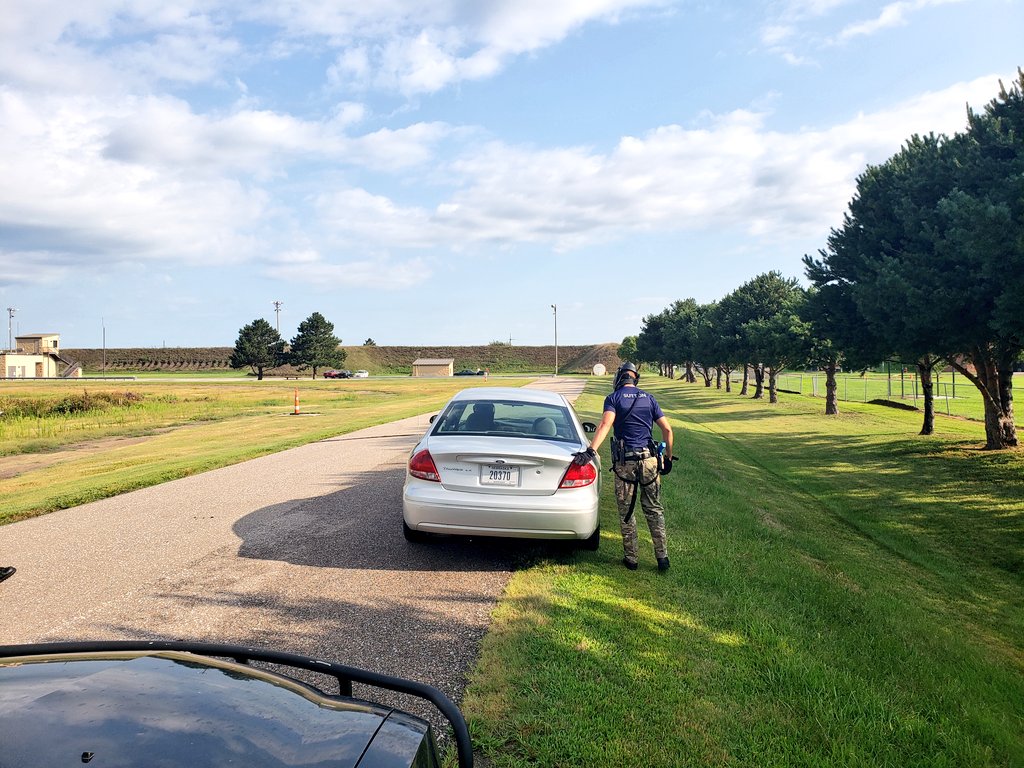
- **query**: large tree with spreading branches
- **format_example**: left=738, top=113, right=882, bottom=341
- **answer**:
left=806, top=72, right=1023, bottom=448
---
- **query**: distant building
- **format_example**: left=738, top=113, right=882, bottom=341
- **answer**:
left=411, top=358, right=454, bottom=377
left=1, top=334, right=81, bottom=379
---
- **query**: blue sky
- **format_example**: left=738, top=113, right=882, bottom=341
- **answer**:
left=1, top=0, right=1020, bottom=349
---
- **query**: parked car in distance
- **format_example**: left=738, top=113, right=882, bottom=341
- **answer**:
left=0, top=640, right=473, bottom=768
left=402, top=387, right=600, bottom=550
left=454, top=369, right=485, bottom=376
left=353, top=370, right=370, bottom=378
left=323, top=369, right=352, bottom=379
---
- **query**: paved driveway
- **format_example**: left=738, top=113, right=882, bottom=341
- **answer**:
left=0, top=377, right=588, bottom=734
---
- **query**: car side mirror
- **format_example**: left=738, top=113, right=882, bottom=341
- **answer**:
left=429, top=414, right=438, bottom=424
left=582, top=422, right=596, bottom=433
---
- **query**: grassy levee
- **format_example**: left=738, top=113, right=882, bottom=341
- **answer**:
left=0, top=378, right=516, bottom=523
left=463, top=377, right=1023, bottom=767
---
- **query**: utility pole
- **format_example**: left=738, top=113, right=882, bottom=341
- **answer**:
left=551, top=304, right=558, bottom=377
left=6, top=307, right=16, bottom=352
left=273, top=301, right=283, bottom=333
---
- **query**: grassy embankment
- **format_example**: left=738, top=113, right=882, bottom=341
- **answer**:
left=463, top=377, right=1023, bottom=767
left=61, top=343, right=622, bottom=376
left=0, top=378, right=516, bottom=523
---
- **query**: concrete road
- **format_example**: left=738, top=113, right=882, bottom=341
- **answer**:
left=0, top=377, right=588, bottom=733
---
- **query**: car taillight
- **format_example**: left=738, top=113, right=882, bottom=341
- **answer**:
left=560, top=460, right=597, bottom=488
left=409, top=449, right=440, bottom=482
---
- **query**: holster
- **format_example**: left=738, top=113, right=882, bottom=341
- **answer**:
left=649, top=440, right=664, bottom=474
left=611, top=438, right=625, bottom=465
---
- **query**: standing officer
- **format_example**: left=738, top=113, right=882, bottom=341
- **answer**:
left=574, top=362, right=676, bottom=571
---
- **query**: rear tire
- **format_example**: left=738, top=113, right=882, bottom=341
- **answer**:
left=580, top=525, right=600, bottom=551
left=403, top=519, right=430, bottom=543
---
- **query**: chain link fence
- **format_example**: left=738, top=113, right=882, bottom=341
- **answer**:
left=774, top=371, right=999, bottom=421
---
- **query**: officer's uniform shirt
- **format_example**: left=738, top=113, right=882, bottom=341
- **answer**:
left=603, top=386, right=665, bottom=451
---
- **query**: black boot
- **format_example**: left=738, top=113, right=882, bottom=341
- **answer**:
left=0, top=566, right=16, bottom=583
left=622, top=557, right=638, bottom=571
left=657, top=557, right=670, bottom=571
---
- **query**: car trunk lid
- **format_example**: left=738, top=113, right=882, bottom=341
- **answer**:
left=428, top=437, right=575, bottom=496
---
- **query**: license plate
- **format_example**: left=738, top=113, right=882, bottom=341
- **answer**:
left=482, top=464, right=519, bottom=486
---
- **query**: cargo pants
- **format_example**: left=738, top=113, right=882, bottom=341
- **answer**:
left=613, top=456, right=668, bottom=564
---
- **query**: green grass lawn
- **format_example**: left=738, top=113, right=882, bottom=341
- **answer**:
left=463, top=378, right=1023, bottom=767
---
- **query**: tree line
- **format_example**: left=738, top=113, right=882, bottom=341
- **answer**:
left=623, top=71, right=1023, bottom=450
left=230, top=312, right=345, bottom=379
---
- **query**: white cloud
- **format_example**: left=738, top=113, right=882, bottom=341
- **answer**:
left=836, top=0, right=965, bottom=42
left=263, top=248, right=431, bottom=289
left=0, top=15, right=1007, bottom=297
left=762, top=0, right=969, bottom=60
left=350, top=122, right=458, bottom=170
left=0, top=89, right=268, bottom=267
left=760, top=24, right=795, bottom=46
left=0, top=82, right=467, bottom=288
left=315, top=189, right=436, bottom=248
left=111, top=30, right=242, bottom=85
left=0, top=1, right=237, bottom=94
left=309, top=74, right=1004, bottom=255
left=97, top=97, right=449, bottom=174
left=316, top=0, right=674, bottom=94
left=0, top=250, right=72, bottom=285
left=474, top=0, right=671, bottom=52
left=4, top=1, right=677, bottom=98
left=776, top=0, right=853, bottom=18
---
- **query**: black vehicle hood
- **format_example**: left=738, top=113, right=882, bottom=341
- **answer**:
left=0, top=652, right=430, bottom=768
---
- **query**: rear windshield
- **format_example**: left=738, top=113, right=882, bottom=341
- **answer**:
left=431, top=399, right=577, bottom=442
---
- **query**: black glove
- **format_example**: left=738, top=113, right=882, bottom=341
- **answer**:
left=572, top=447, right=597, bottom=466
left=661, top=456, right=677, bottom=475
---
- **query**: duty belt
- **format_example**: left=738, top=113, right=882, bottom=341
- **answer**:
left=623, top=449, right=652, bottom=460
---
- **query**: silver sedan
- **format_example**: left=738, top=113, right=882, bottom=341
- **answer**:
left=402, top=387, right=601, bottom=549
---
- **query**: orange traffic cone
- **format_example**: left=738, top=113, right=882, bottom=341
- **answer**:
left=293, top=387, right=300, bottom=415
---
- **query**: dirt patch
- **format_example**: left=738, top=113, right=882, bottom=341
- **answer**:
left=755, top=507, right=786, bottom=532
left=0, top=435, right=157, bottom=479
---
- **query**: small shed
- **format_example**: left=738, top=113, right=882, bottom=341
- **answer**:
left=412, top=358, right=454, bottom=377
